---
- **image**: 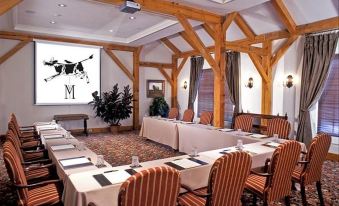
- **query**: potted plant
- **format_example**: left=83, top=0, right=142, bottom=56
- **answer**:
left=149, top=97, right=169, bottom=117
left=89, top=84, right=133, bottom=134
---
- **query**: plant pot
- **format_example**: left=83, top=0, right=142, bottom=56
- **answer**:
left=110, top=125, right=120, bottom=134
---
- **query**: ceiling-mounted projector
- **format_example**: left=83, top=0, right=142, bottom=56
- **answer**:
left=120, top=0, right=141, bottom=14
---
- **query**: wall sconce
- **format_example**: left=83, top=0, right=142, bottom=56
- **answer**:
left=183, top=81, right=188, bottom=90
left=245, top=77, right=254, bottom=89
left=283, top=75, right=294, bottom=88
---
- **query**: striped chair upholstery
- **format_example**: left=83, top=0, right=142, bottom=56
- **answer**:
left=199, top=111, right=213, bottom=125
left=245, top=141, right=301, bottom=206
left=178, top=152, right=252, bottom=206
left=234, top=115, right=253, bottom=132
left=3, top=141, right=62, bottom=206
left=267, top=118, right=291, bottom=139
left=8, top=121, right=40, bottom=148
left=182, top=109, right=194, bottom=122
left=292, top=133, right=331, bottom=206
left=10, top=113, right=36, bottom=139
left=168, top=108, right=179, bottom=119
left=118, top=166, right=180, bottom=206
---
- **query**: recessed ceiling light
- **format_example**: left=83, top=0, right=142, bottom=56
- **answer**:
left=129, top=16, right=136, bottom=20
left=58, top=4, right=67, bottom=7
left=54, top=14, right=62, bottom=17
left=25, top=10, right=36, bottom=14
left=50, top=21, right=56, bottom=24
left=109, top=29, right=114, bottom=33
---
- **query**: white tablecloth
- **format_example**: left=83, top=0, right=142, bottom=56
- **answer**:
left=139, top=117, right=179, bottom=149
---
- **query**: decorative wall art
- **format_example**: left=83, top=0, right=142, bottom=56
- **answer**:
left=147, top=80, right=165, bottom=98
left=35, top=41, right=101, bottom=105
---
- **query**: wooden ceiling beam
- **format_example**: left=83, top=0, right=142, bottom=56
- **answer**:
left=225, top=42, right=268, bottom=55
left=0, top=39, right=30, bottom=65
left=271, top=35, right=298, bottom=67
left=104, top=48, right=134, bottom=81
left=177, top=14, right=220, bottom=74
left=0, top=0, right=22, bottom=16
left=179, top=32, right=200, bottom=52
left=248, top=53, right=270, bottom=83
left=0, top=31, right=137, bottom=52
left=234, top=14, right=256, bottom=40
left=157, top=67, right=174, bottom=86
left=160, top=37, right=181, bottom=55
left=202, top=23, right=216, bottom=41
left=271, top=0, right=296, bottom=34
left=177, top=57, right=188, bottom=75
left=139, top=61, right=173, bottom=69
left=223, top=12, right=238, bottom=34
left=94, top=0, right=222, bottom=24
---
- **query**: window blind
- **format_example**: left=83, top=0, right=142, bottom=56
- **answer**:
left=318, top=54, right=339, bottom=137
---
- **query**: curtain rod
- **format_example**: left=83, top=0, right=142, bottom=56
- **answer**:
left=306, top=29, right=339, bottom=36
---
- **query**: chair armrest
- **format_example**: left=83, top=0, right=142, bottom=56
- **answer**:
left=298, top=160, right=309, bottom=164
left=250, top=170, right=273, bottom=177
left=181, top=184, right=211, bottom=198
left=22, top=158, right=51, bottom=165
left=24, top=163, right=55, bottom=171
left=264, top=158, right=271, bottom=172
left=14, top=179, right=62, bottom=188
left=23, top=149, right=47, bottom=154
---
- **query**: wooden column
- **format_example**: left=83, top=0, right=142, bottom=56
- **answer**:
left=133, top=47, right=141, bottom=129
left=171, top=56, right=178, bottom=107
left=261, top=41, right=272, bottom=115
left=213, top=22, right=225, bottom=128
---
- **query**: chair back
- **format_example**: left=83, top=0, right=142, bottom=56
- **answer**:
left=118, top=166, right=180, bottom=206
left=302, top=133, right=331, bottom=184
left=268, top=141, right=301, bottom=202
left=234, top=115, right=253, bottom=132
left=3, top=141, right=29, bottom=205
left=207, top=152, right=252, bottom=206
left=267, top=118, right=291, bottom=139
left=199, top=111, right=213, bottom=125
left=6, top=129, right=25, bottom=162
left=10, top=113, right=22, bottom=136
left=168, top=108, right=179, bottom=119
left=182, top=109, right=194, bottom=122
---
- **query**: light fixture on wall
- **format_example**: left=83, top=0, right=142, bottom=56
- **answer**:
left=245, top=77, right=253, bottom=89
left=183, top=81, right=188, bottom=90
left=283, top=75, right=294, bottom=88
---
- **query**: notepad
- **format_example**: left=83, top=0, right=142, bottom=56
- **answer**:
left=171, top=158, right=201, bottom=169
left=103, top=170, right=132, bottom=185
left=35, top=122, right=53, bottom=126
left=44, top=134, right=64, bottom=139
left=39, top=126, right=57, bottom=131
left=60, top=157, right=91, bottom=168
left=250, top=134, right=268, bottom=139
left=218, top=128, right=234, bottom=132
left=182, top=121, right=194, bottom=124
left=264, top=142, right=281, bottom=148
left=51, top=144, right=75, bottom=151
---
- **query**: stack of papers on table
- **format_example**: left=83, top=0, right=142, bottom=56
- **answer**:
left=43, top=134, right=64, bottom=139
left=165, top=158, right=207, bottom=170
left=103, top=170, right=132, bottom=185
left=59, top=157, right=93, bottom=169
left=35, top=122, right=54, bottom=126
left=38, top=125, right=57, bottom=131
left=182, top=121, right=194, bottom=124
left=51, top=144, right=75, bottom=151
left=218, top=128, right=234, bottom=132
left=263, top=142, right=281, bottom=148
left=250, top=134, right=269, bottom=139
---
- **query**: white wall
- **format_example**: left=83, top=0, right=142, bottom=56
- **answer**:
left=0, top=39, right=171, bottom=133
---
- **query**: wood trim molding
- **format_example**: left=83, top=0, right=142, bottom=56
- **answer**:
left=271, top=0, right=296, bottom=34
left=0, top=40, right=30, bottom=65
left=160, top=37, right=181, bottom=55
left=234, top=14, right=256, bottom=40
left=103, top=48, right=134, bottom=81
left=223, top=12, right=238, bottom=34
left=0, top=0, right=22, bottom=16
left=139, top=61, right=173, bottom=69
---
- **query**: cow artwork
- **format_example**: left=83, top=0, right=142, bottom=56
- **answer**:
left=43, top=54, right=93, bottom=83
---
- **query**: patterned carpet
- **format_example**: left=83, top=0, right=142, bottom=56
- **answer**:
left=0, top=131, right=338, bottom=206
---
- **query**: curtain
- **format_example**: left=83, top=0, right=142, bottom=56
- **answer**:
left=225, top=52, right=240, bottom=116
left=297, top=32, right=339, bottom=146
left=188, top=56, right=204, bottom=109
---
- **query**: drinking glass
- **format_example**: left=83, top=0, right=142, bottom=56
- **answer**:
left=191, top=147, right=198, bottom=157
left=237, top=129, right=242, bottom=136
left=96, top=155, right=104, bottom=166
left=131, top=156, right=140, bottom=167
left=51, top=120, right=56, bottom=125
left=57, top=124, right=62, bottom=131
left=77, top=142, right=86, bottom=151
left=65, top=131, right=71, bottom=139
left=273, top=134, right=279, bottom=143
left=237, top=139, right=244, bottom=151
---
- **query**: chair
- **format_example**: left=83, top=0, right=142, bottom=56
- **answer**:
left=8, top=121, right=41, bottom=150
left=118, top=166, right=180, bottom=206
left=245, top=141, right=301, bottom=206
left=182, top=109, right=194, bottom=122
left=3, top=141, right=63, bottom=206
left=168, top=108, right=179, bottom=119
left=267, top=118, right=291, bottom=139
left=10, top=113, right=38, bottom=140
left=178, top=152, right=252, bottom=206
left=199, top=111, right=213, bottom=125
left=234, top=115, right=253, bottom=132
left=292, top=133, right=331, bottom=206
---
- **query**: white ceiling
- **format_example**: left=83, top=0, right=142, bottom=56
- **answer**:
left=0, top=0, right=337, bottom=49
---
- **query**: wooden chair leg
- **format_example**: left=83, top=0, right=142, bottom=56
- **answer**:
left=316, top=181, right=325, bottom=206
left=263, top=199, right=268, bottom=206
left=285, top=196, right=291, bottom=206
left=300, top=184, right=307, bottom=206
left=252, top=194, right=257, bottom=206
left=241, top=194, right=246, bottom=206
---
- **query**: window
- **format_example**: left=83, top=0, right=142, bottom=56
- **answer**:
left=317, top=54, right=339, bottom=137
left=197, top=69, right=234, bottom=122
